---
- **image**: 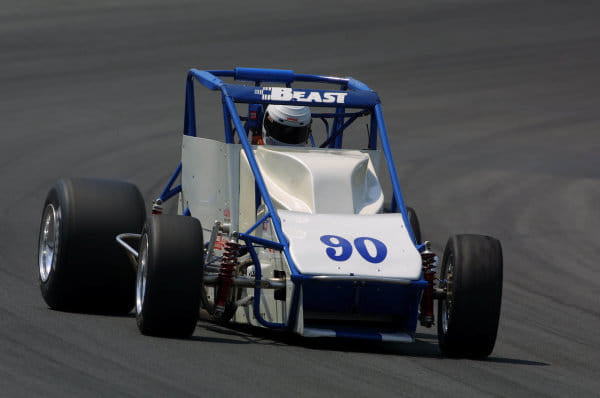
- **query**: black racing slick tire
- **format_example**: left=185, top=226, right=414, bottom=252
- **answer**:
left=38, top=178, right=146, bottom=314
left=406, top=206, right=422, bottom=244
left=136, top=215, right=204, bottom=338
left=437, top=234, right=503, bottom=358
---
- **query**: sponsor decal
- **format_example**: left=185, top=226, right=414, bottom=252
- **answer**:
left=255, top=87, right=348, bottom=104
left=214, top=234, right=226, bottom=251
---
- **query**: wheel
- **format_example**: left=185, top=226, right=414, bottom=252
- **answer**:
left=38, top=178, right=146, bottom=314
left=406, top=206, right=422, bottom=244
left=437, top=234, right=503, bottom=358
left=136, top=215, right=204, bottom=338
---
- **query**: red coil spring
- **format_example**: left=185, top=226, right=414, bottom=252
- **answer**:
left=214, top=241, right=241, bottom=315
left=422, top=251, right=436, bottom=273
left=419, top=246, right=437, bottom=327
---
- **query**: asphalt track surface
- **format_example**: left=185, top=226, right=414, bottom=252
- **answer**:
left=1, top=1, right=599, bottom=396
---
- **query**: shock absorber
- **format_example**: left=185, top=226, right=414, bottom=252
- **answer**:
left=419, top=241, right=437, bottom=327
left=214, top=241, right=241, bottom=318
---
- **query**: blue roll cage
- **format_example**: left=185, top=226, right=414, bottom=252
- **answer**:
left=157, top=67, right=425, bottom=332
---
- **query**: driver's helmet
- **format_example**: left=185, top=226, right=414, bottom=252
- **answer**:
left=262, top=105, right=311, bottom=145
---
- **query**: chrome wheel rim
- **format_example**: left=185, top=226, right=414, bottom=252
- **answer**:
left=136, top=234, right=149, bottom=315
left=39, top=204, right=60, bottom=282
left=441, top=254, right=455, bottom=335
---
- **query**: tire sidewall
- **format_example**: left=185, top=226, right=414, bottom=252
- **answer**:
left=39, top=181, right=74, bottom=308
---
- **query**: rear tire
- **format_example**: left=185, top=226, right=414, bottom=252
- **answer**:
left=38, top=178, right=146, bottom=314
left=437, top=234, right=503, bottom=358
left=136, top=215, right=204, bottom=338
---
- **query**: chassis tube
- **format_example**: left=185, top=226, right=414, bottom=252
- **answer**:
left=374, top=104, right=417, bottom=245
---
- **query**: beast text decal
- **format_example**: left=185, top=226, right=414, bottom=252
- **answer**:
left=256, top=87, right=348, bottom=104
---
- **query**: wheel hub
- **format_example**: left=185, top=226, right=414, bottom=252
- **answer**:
left=441, top=255, right=455, bottom=334
left=136, top=234, right=149, bottom=314
left=39, top=204, right=60, bottom=282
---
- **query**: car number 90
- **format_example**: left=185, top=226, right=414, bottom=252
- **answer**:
left=319, top=235, right=387, bottom=264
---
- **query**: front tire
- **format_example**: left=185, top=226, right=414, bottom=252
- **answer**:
left=38, top=178, right=146, bottom=314
left=437, top=234, right=503, bottom=358
left=136, top=215, right=204, bottom=338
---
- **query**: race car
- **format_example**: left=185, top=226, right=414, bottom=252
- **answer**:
left=38, top=67, right=503, bottom=358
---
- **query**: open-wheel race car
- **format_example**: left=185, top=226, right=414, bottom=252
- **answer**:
left=38, top=67, right=503, bottom=358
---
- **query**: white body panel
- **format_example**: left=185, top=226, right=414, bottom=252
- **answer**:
left=239, top=145, right=384, bottom=233
left=279, top=211, right=422, bottom=280
left=253, top=146, right=383, bottom=214
left=181, top=136, right=240, bottom=233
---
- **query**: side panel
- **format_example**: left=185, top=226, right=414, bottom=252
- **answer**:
left=180, top=136, right=240, bottom=234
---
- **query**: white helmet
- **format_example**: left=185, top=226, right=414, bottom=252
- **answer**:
left=263, top=105, right=311, bottom=145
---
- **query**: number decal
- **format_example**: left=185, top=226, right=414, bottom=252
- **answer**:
left=320, top=235, right=353, bottom=261
left=354, top=237, right=387, bottom=263
left=320, top=235, right=387, bottom=263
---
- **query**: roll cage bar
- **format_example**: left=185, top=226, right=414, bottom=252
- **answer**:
left=179, top=67, right=413, bottom=231
left=157, top=68, right=422, bottom=329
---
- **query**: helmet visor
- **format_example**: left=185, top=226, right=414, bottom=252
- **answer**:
left=264, top=116, right=311, bottom=145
